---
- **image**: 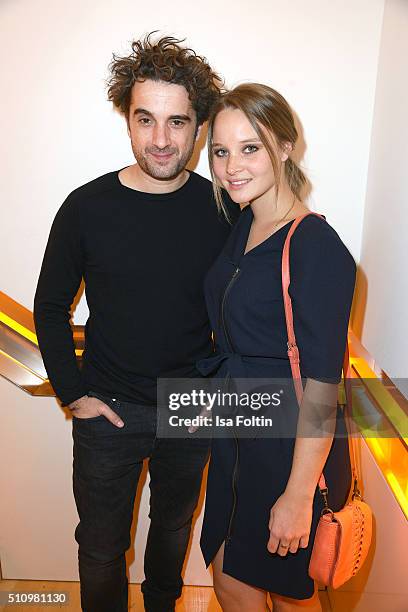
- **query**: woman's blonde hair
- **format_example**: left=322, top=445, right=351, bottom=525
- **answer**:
left=207, top=83, right=307, bottom=220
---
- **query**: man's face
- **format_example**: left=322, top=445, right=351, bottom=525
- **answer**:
left=127, top=79, right=199, bottom=181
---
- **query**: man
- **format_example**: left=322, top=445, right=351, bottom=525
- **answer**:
left=34, top=33, right=237, bottom=612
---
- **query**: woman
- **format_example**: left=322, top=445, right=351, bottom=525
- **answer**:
left=197, top=84, right=356, bottom=611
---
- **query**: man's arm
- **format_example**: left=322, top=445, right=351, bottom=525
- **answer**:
left=33, top=194, right=88, bottom=406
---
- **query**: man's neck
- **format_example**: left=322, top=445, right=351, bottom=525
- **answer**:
left=118, top=164, right=190, bottom=194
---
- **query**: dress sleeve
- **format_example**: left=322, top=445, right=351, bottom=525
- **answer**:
left=288, top=215, right=356, bottom=384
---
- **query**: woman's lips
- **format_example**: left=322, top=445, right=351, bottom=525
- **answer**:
left=227, top=178, right=252, bottom=190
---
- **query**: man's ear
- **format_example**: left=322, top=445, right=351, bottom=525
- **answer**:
left=126, top=116, right=131, bottom=138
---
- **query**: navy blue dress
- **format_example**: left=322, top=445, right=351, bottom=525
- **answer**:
left=197, top=206, right=356, bottom=600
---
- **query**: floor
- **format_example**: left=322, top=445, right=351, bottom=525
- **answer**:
left=0, top=580, right=332, bottom=611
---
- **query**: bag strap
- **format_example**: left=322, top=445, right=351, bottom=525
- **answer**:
left=281, top=212, right=359, bottom=495
left=342, top=340, right=360, bottom=494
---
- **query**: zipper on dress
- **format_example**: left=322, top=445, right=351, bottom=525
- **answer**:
left=221, top=267, right=240, bottom=352
left=220, top=266, right=241, bottom=545
left=225, top=419, right=239, bottom=545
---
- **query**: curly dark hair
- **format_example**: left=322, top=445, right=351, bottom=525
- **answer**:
left=107, top=32, right=223, bottom=125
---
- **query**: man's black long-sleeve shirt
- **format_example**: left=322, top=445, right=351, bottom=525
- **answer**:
left=34, top=170, right=236, bottom=406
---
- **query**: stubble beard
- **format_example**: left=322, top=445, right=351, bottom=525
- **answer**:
left=131, top=141, right=195, bottom=181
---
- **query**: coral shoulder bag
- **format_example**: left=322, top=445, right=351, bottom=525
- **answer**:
left=281, top=212, right=373, bottom=589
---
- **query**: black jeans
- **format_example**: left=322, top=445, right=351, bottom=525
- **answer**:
left=72, top=392, right=210, bottom=612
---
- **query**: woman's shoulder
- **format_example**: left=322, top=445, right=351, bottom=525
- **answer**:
left=290, top=212, right=356, bottom=275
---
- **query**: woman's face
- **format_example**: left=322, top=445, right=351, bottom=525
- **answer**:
left=212, top=108, right=283, bottom=206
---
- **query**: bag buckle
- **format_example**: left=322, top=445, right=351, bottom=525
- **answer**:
left=287, top=342, right=300, bottom=363
left=319, top=488, right=335, bottom=517
left=352, top=478, right=362, bottom=500
left=319, top=487, right=329, bottom=508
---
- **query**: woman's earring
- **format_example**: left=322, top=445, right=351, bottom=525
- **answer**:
left=281, top=142, right=293, bottom=162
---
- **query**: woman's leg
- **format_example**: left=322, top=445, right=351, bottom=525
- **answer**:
left=212, top=542, right=270, bottom=611
left=270, top=586, right=322, bottom=612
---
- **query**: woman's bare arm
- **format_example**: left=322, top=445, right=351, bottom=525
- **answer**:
left=267, top=378, right=339, bottom=555
left=285, top=378, right=338, bottom=500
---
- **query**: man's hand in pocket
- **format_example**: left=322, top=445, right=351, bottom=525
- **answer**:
left=69, top=395, right=124, bottom=428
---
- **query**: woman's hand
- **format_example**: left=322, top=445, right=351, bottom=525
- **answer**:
left=267, top=490, right=313, bottom=556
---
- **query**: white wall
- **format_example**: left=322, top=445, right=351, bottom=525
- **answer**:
left=0, top=0, right=384, bottom=324
left=0, top=0, right=387, bottom=586
left=358, top=0, right=408, bottom=380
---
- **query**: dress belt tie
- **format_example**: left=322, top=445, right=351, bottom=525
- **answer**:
left=196, top=352, right=290, bottom=378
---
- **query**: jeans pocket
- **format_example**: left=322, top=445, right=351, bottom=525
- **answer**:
left=73, top=414, right=106, bottom=423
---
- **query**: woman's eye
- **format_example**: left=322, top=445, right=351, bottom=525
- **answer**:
left=243, top=145, right=258, bottom=154
left=214, top=149, right=228, bottom=158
